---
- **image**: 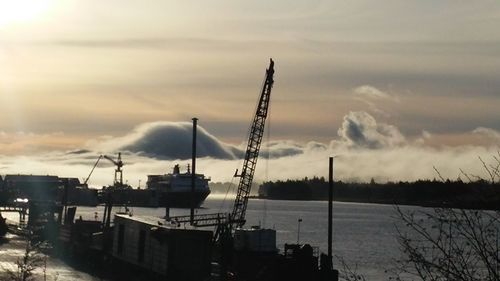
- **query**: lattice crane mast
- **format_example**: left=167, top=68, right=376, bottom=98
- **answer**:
left=230, top=59, right=274, bottom=228
left=164, top=59, right=275, bottom=233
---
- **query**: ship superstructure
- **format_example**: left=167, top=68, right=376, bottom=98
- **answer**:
left=146, top=164, right=211, bottom=208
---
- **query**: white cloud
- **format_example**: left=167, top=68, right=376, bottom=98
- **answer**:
left=0, top=117, right=498, bottom=187
left=421, top=130, right=432, bottom=140
left=94, top=121, right=238, bottom=160
left=352, top=85, right=399, bottom=118
left=414, top=130, right=432, bottom=145
left=337, top=111, right=406, bottom=149
left=354, top=85, right=391, bottom=100
left=472, top=127, right=500, bottom=141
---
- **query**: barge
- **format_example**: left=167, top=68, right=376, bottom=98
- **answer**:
left=112, top=214, right=212, bottom=280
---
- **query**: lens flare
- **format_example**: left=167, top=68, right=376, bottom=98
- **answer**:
left=0, top=0, right=53, bottom=26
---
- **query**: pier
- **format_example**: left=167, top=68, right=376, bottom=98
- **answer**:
left=0, top=204, right=28, bottom=223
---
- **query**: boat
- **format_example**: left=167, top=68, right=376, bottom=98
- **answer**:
left=146, top=164, right=211, bottom=208
left=97, top=164, right=211, bottom=208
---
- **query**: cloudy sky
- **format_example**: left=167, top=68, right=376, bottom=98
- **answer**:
left=0, top=1, right=499, bottom=187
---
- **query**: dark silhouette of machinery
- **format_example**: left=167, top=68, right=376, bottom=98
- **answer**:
left=165, top=59, right=275, bottom=237
left=84, top=152, right=124, bottom=187
left=230, top=59, right=274, bottom=228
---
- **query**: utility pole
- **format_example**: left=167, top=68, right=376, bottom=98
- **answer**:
left=297, top=218, right=303, bottom=244
left=328, top=156, right=335, bottom=268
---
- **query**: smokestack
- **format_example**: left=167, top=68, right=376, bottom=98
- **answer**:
left=190, top=117, right=198, bottom=225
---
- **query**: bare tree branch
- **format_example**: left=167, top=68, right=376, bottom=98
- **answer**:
left=433, top=166, right=446, bottom=182
left=460, top=168, right=473, bottom=183
left=479, top=156, right=495, bottom=183
left=392, top=206, right=500, bottom=281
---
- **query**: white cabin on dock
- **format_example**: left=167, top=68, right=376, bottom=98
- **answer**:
left=112, top=214, right=213, bottom=280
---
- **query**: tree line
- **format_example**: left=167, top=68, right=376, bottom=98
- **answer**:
left=258, top=177, right=500, bottom=210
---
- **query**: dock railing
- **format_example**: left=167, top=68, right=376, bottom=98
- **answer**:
left=166, top=212, right=228, bottom=227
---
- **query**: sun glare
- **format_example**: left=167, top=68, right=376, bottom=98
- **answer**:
left=0, top=0, right=53, bottom=26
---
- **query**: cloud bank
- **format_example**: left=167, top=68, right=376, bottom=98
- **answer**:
left=106, top=121, right=238, bottom=160
left=93, top=121, right=312, bottom=161
left=0, top=112, right=498, bottom=188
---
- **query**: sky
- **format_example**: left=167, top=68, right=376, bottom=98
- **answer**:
left=0, top=1, right=499, bottom=187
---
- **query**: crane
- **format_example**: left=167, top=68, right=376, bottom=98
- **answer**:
left=103, top=153, right=124, bottom=186
left=230, top=58, right=274, bottom=227
left=83, top=155, right=103, bottom=186
left=166, top=59, right=275, bottom=235
left=83, top=152, right=124, bottom=187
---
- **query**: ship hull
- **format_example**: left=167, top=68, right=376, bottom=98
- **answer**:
left=158, top=190, right=211, bottom=208
left=98, top=189, right=210, bottom=208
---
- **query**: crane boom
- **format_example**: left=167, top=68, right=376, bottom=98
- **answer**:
left=83, top=153, right=124, bottom=186
left=165, top=59, right=276, bottom=237
left=84, top=155, right=103, bottom=185
left=230, top=59, right=275, bottom=227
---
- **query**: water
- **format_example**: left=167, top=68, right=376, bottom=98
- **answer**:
left=74, top=196, right=419, bottom=280
left=2, top=196, right=424, bottom=280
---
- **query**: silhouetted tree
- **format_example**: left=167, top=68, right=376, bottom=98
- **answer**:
left=392, top=155, right=500, bottom=281
left=336, top=255, right=367, bottom=281
left=392, top=207, right=500, bottom=281
left=5, top=234, right=45, bottom=281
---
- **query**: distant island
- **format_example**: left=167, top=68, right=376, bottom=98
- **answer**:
left=256, top=177, right=500, bottom=210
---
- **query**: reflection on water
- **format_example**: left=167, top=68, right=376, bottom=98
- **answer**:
left=1, top=196, right=424, bottom=280
left=74, top=197, right=418, bottom=279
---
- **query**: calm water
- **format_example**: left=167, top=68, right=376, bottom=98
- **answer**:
left=75, top=196, right=419, bottom=280
left=2, top=196, right=423, bottom=280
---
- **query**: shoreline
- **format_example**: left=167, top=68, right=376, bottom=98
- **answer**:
left=254, top=196, right=500, bottom=211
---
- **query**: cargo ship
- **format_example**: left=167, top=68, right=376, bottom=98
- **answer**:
left=99, top=164, right=211, bottom=208
left=146, top=164, right=211, bottom=208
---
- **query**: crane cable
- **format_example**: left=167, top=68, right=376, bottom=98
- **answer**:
left=218, top=71, right=267, bottom=214
left=261, top=69, right=274, bottom=228
left=262, top=95, right=271, bottom=229
left=218, top=176, right=236, bottom=213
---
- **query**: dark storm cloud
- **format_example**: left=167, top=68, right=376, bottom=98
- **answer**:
left=66, top=149, right=91, bottom=155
